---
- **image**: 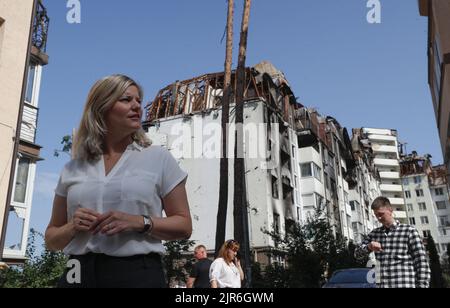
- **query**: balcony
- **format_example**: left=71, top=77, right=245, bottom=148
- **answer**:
left=362, top=128, right=395, bottom=136
left=389, top=197, right=405, bottom=205
left=379, top=171, right=400, bottom=179
left=20, top=104, right=38, bottom=144
left=32, top=1, right=50, bottom=53
left=380, top=184, right=403, bottom=192
left=367, top=134, right=397, bottom=142
left=393, top=210, right=408, bottom=219
left=372, top=144, right=398, bottom=154
left=373, top=158, right=399, bottom=167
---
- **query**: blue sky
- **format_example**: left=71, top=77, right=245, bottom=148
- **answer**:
left=27, top=0, right=441, bottom=240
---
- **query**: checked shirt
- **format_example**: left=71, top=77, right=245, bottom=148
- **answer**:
left=355, top=221, right=430, bottom=288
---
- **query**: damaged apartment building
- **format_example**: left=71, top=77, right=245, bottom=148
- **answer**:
left=143, top=61, right=381, bottom=262
left=296, top=110, right=381, bottom=243
left=400, top=153, right=450, bottom=260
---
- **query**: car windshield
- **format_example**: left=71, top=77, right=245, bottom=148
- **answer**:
left=329, top=269, right=369, bottom=283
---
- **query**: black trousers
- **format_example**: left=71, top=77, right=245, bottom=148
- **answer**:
left=57, top=253, right=167, bottom=288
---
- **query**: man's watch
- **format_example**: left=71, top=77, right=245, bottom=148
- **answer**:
left=140, top=215, right=153, bottom=234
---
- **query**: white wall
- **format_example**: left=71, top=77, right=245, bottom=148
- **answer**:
left=147, top=101, right=297, bottom=251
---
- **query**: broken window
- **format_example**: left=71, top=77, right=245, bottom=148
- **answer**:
left=409, top=217, right=416, bottom=225
left=271, top=176, right=279, bottom=199
left=315, top=193, right=324, bottom=209
left=282, top=183, right=293, bottom=201
left=350, top=201, right=356, bottom=211
left=273, top=213, right=280, bottom=234
left=324, top=172, right=330, bottom=189
left=416, top=189, right=424, bottom=197
left=405, top=190, right=411, bottom=198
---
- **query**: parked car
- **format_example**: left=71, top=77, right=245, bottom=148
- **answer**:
left=322, top=268, right=376, bottom=288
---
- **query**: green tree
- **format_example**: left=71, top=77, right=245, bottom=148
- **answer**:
left=163, top=239, right=195, bottom=287
left=426, top=236, right=445, bottom=288
left=0, top=229, right=67, bottom=288
left=263, top=208, right=363, bottom=287
left=54, top=135, right=72, bottom=157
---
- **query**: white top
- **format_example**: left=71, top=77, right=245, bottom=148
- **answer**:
left=209, top=258, right=241, bottom=288
left=55, top=143, right=188, bottom=257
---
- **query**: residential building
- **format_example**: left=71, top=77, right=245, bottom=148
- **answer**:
left=0, top=0, right=49, bottom=264
left=349, top=129, right=382, bottom=243
left=143, top=61, right=402, bottom=263
left=401, top=155, right=450, bottom=259
left=354, top=128, right=407, bottom=223
left=144, top=62, right=302, bottom=264
left=296, top=109, right=358, bottom=241
left=429, top=165, right=450, bottom=259
left=418, top=0, right=450, bottom=176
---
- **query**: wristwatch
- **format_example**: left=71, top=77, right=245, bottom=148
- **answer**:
left=140, top=215, right=153, bottom=234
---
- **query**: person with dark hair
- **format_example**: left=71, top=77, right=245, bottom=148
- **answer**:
left=355, top=196, right=430, bottom=288
left=45, top=75, right=192, bottom=288
left=187, top=245, right=213, bottom=288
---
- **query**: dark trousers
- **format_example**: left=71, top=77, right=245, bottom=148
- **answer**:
left=57, top=253, right=167, bottom=288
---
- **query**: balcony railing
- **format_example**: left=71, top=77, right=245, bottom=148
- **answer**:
left=380, top=184, right=403, bottom=192
left=32, top=0, right=49, bottom=52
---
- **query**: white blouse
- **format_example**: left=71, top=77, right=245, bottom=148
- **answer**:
left=55, top=143, right=188, bottom=257
left=209, top=258, right=241, bottom=288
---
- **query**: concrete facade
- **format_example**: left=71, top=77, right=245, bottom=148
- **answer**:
left=359, top=128, right=407, bottom=223
left=401, top=156, right=450, bottom=260
left=147, top=100, right=301, bottom=262
left=1, top=0, right=49, bottom=262
left=0, top=0, right=36, bottom=261
left=419, top=0, right=450, bottom=176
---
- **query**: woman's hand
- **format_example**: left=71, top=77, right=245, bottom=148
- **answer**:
left=235, top=258, right=242, bottom=268
left=72, top=207, right=101, bottom=233
left=92, top=211, right=143, bottom=236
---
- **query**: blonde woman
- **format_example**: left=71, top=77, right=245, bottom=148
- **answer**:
left=209, top=240, right=244, bottom=288
left=45, top=75, right=192, bottom=288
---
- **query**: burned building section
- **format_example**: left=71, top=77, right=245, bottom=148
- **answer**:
left=143, top=62, right=304, bottom=262
left=295, top=108, right=366, bottom=240
left=143, top=61, right=381, bottom=261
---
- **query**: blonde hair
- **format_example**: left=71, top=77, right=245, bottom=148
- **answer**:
left=73, top=74, right=151, bottom=161
left=218, top=240, right=240, bottom=264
